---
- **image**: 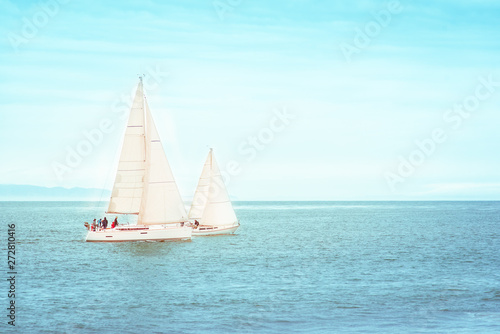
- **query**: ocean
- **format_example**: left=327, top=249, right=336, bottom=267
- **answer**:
left=2, top=201, right=499, bottom=333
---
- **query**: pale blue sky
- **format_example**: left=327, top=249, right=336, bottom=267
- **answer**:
left=1, top=0, right=499, bottom=200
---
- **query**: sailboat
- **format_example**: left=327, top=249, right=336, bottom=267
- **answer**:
left=188, top=149, right=240, bottom=236
left=85, top=78, right=192, bottom=242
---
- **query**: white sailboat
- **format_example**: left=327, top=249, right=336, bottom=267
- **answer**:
left=86, top=78, right=192, bottom=242
left=189, top=149, right=240, bottom=236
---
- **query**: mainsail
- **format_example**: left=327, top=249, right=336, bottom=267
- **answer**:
left=189, top=149, right=238, bottom=226
left=107, top=81, right=146, bottom=214
left=107, top=79, right=187, bottom=224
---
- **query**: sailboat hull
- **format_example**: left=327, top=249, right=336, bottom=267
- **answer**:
left=86, top=225, right=192, bottom=242
left=192, top=224, right=239, bottom=236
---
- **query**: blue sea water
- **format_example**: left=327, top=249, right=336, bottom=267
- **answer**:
left=1, top=201, right=500, bottom=333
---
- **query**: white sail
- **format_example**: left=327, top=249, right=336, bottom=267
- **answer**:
left=192, top=149, right=238, bottom=226
left=107, top=81, right=146, bottom=214
left=138, top=99, right=188, bottom=225
left=188, top=151, right=211, bottom=220
left=87, top=77, right=193, bottom=242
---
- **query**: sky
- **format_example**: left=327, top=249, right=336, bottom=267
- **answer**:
left=0, top=0, right=499, bottom=200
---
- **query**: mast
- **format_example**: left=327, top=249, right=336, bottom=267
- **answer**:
left=137, top=77, right=149, bottom=224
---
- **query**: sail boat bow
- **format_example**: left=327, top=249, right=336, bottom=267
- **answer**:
left=85, top=78, right=192, bottom=242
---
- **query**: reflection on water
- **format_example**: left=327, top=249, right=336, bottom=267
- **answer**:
left=113, top=239, right=191, bottom=256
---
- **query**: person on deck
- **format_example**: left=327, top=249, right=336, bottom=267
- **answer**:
left=97, top=218, right=102, bottom=230
left=103, top=217, right=108, bottom=229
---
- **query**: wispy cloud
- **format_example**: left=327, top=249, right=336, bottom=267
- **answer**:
left=1, top=0, right=499, bottom=199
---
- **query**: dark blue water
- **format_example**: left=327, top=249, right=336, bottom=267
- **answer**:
left=1, top=201, right=499, bottom=333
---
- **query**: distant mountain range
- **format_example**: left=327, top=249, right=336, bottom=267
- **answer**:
left=0, top=184, right=111, bottom=201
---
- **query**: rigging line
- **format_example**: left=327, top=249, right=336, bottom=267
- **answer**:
left=97, top=82, right=137, bottom=216
left=97, top=128, right=123, bottom=216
